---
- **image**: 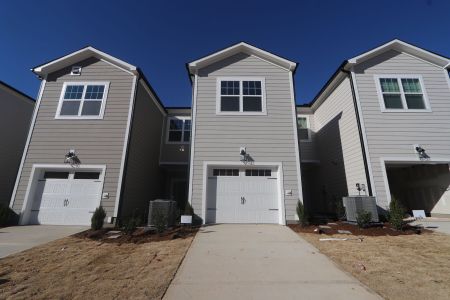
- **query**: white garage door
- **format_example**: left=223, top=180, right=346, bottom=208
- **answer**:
left=206, top=167, right=279, bottom=224
left=29, top=170, right=103, bottom=225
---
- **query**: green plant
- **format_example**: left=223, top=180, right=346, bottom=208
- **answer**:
left=296, top=200, right=309, bottom=227
left=152, top=207, right=168, bottom=233
left=184, top=201, right=194, bottom=215
left=389, top=196, right=405, bottom=230
left=356, top=210, right=372, bottom=228
left=123, top=215, right=141, bottom=234
left=91, top=206, right=106, bottom=230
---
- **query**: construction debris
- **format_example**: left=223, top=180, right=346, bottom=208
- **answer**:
left=319, top=237, right=364, bottom=242
left=337, top=230, right=352, bottom=235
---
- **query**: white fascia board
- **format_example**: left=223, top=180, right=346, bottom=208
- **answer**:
left=348, top=39, right=450, bottom=68
left=32, top=47, right=138, bottom=76
left=188, top=42, right=297, bottom=73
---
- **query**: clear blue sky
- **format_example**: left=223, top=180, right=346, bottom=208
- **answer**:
left=1, top=0, right=449, bottom=106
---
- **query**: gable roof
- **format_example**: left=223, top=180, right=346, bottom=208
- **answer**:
left=187, top=42, right=298, bottom=76
left=306, top=39, right=450, bottom=110
left=31, top=46, right=138, bottom=76
left=347, top=39, right=450, bottom=69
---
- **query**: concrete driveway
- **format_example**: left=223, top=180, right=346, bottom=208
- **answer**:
left=412, top=217, right=450, bottom=235
left=0, top=225, right=86, bottom=258
left=164, top=224, right=381, bottom=300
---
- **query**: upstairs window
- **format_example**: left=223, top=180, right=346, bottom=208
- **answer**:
left=56, top=82, right=109, bottom=119
left=297, top=115, right=310, bottom=141
left=217, top=78, right=266, bottom=114
left=376, top=76, right=430, bottom=112
left=167, top=116, right=191, bottom=143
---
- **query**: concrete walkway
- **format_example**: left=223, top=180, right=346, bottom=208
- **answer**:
left=412, top=217, right=450, bottom=235
left=0, top=225, right=86, bottom=258
left=164, top=224, right=381, bottom=300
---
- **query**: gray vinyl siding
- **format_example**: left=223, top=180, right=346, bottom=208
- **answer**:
left=354, top=49, right=450, bottom=209
left=120, top=79, right=165, bottom=218
left=0, top=85, right=34, bottom=206
left=11, top=57, right=134, bottom=217
left=313, top=76, right=368, bottom=204
left=296, top=109, right=318, bottom=162
left=160, top=109, right=191, bottom=164
left=191, top=53, right=301, bottom=221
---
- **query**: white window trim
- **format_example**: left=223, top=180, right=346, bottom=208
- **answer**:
left=216, top=77, right=267, bottom=115
left=55, top=81, right=110, bottom=119
left=374, top=75, right=431, bottom=113
left=297, top=114, right=311, bottom=142
left=166, top=116, right=191, bottom=144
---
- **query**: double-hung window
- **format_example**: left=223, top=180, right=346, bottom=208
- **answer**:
left=375, top=75, right=430, bottom=112
left=167, top=116, right=191, bottom=143
left=56, top=82, right=109, bottom=119
left=297, top=115, right=311, bottom=141
left=217, top=78, right=266, bottom=114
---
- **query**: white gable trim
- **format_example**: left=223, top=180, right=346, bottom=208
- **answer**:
left=347, top=39, right=450, bottom=68
left=188, top=42, right=296, bottom=74
left=32, top=46, right=138, bottom=76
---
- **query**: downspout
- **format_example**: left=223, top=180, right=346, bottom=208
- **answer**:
left=342, top=69, right=373, bottom=196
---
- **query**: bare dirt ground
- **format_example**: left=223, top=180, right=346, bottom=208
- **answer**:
left=290, top=223, right=450, bottom=300
left=0, top=228, right=196, bottom=300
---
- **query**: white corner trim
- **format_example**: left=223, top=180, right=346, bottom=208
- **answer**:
left=9, top=78, right=47, bottom=209
left=55, top=81, right=110, bottom=119
left=201, top=161, right=286, bottom=225
left=373, top=74, right=432, bottom=113
left=187, top=74, right=199, bottom=206
left=19, top=163, right=106, bottom=225
left=113, top=75, right=138, bottom=217
left=215, top=77, right=267, bottom=115
left=289, top=71, right=304, bottom=204
left=350, top=70, right=377, bottom=197
left=165, top=116, right=191, bottom=144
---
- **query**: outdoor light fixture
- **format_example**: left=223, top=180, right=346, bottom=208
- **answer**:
left=356, top=183, right=366, bottom=195
left=64, top=149, right=80, bottom=167
left=414, top=144, right=429, bottom=160
left=240, top=147, right=249, bottom=164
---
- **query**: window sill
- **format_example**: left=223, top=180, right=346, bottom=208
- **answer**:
left=54, top=115, right=104, bottom=120
left=380, top=108, right=432, bottom=113
left=215, top=111, right=267, bottom=116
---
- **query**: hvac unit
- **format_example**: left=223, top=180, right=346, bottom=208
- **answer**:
left=148, top=199, right=178, bottom=227
left=342, top=196, right=379, bottom=222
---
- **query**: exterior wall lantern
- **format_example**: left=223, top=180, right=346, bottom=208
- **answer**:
left=64, top=149, right=81, bottom=167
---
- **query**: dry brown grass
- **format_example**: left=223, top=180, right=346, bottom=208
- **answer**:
left=297, top=230, right=450, bottom=300
left=0, top=234, right=194, bottom=300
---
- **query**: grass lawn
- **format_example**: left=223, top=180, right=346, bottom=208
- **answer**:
left=290, top=224, right=450, bottom=300
left=0, top=229, right=196, bottom=300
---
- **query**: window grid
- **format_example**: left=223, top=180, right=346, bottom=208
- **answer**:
left=57, top=82, right=108, bottom=118
left=218, top=78, right=265, bottom=114
left=213, top=169, right=239, bottom=176
left=167, top=117, right=191, bottom=143
left=377, top=76, right=428, bottom=111
left=245, top=169, right=272, bottom=176
left=297, top=115, right=310, bottom=141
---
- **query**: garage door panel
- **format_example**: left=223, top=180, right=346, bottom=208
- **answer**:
left=30, top=170, right=102, bottom=225
left=206, top=167, right=280, bottom=224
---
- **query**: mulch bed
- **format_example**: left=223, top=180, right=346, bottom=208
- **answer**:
left=288, top=221, right=432, bottom=237
left=74, top=226, right=199, bottom=244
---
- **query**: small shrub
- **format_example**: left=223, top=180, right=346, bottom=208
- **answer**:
left=296, top=200, right=309, bottom=227
left=91, top=206, right=106, bottom=230
left=184, top=201, right=194, bottom=215
left=123, top=215, right=141, bottom=234
left=152, top=207, right=168, bottom=233
left=389, top=196, right=405, bottom=230
left=356, top=210, right=372, bottom=228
